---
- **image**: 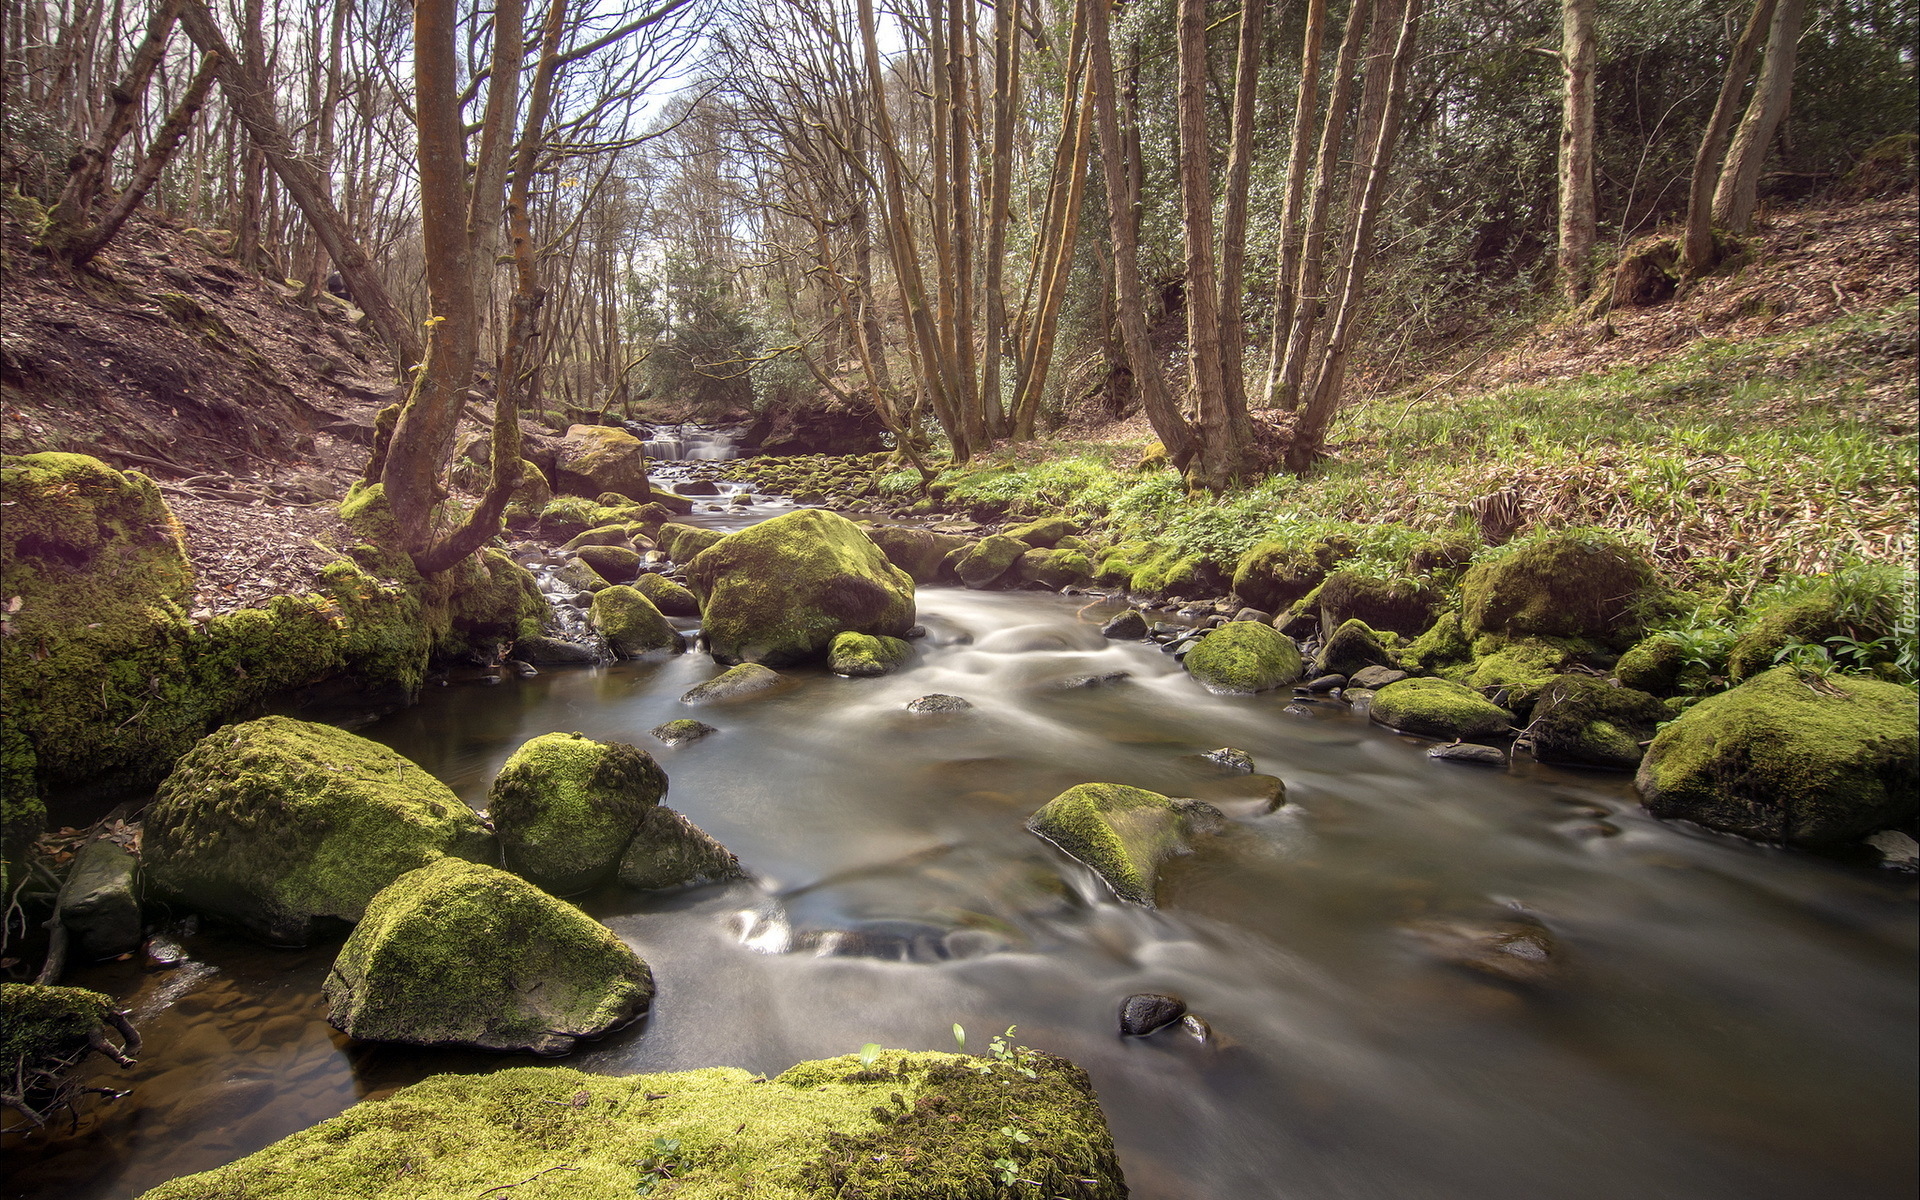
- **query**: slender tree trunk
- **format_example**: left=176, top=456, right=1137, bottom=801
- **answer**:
left=947, top=0, right=980, bottom=444
left=1011, top=63, right=1093, bottom=440
left=1713, top=0, right=1803, bottom=231
left=1090, top=0, right=1193, bottom=468
left=1274, top=0, right=1371, bottom=412
left=1557, top=0, right=1596, bottom=301
left=981, top=0, right=1019, bottom=438
left=1217, top=0, right=1265, bottom=416
left=1684, top=0, right=1776, bottom=273
left=1291, top=0, right=1422, bottom=471
left=64, top=52, right=218, bottom=266
left=1259, top=0, right=1325, bottom=406
left=177, top=0, right=420, bottom=370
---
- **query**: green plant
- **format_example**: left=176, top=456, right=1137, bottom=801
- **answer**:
left=634, top=1135, right=683, bottom=1195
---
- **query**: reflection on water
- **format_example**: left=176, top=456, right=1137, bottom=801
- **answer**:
left=8, top=589, right=1916, bottom=1200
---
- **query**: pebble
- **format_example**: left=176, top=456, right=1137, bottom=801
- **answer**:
left=1119, top=992, right=1187, bottom=1036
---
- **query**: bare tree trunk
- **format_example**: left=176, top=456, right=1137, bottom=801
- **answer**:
left=1217, top=0, right=1265, bottom=416
left=1011, top=63, right=1093, bottom=440
left=1089, top=0, right=1194, bottom=468
left=177, top=0, right=420, bottom=371
left=1274, top=0, right=1371, bottom=412
left=1713, top=0, right=1803, bottom=232
left=63, top=52, right=219, bottom=266
left=42, top=0, right=182, bottom=260
left=1684, top=0, right=1776, bottom=273
left=1290, top=0, right=1422, bottom=472
left=1557, top=0, right=1596, bottom=301
left=1259, top=0, right=1326, bottom=406
left=980, top=0, right=1019, bottom=438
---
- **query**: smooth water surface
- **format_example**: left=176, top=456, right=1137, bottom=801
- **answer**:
left=9, top=588, right=1916, bottom=1200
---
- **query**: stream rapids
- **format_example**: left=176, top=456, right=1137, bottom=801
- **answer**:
left=6, top=498, right=1916, bottom=1200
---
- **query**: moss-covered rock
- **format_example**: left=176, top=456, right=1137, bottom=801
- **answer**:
left=1316, top=570, right=1438, bottom=637
left=688, top=510, right=915, bottom=667
left=632, top=572, right=701, bottom=617
left=862, top=525, right=970, bottom=584
left=1126, top=546, right=1204, bottom=598
left=1, top=982, right=119, bottom=1076
left=1725, top=587, right=1904, bottom=682
left=501, top=459, right=554, bottom=527
left=318, top=558, right=433, bottom=696
left=1026, top=782, right=1220, bottom=907
left=828, top=631, right=911, bottom=677
left=145, top=717, right=495, bottom=943
left=1015, top=547, right=1094, bottom=590
left=1527, top=676, right=1667, bottom=769
left=659, top=522, right=728, bottom=563
left=446, top=549, right=549, bottom=652
left=589, top=587, right=682, bottom=658
left=137, top=1049, right=1125, bottom=1200
left=56, top=838, right=142, bottom=959
left=1401, top=611, right=1473, bottom=674
left=488, top=733, right=667, bottom=895
left=537, top=497, right=607, bottom=540
left=1466, top=635, right=1598, bottom=716
left=1091, top=539, right=1156, bottom=588
left=617, top=805, right=746, bottom=890
left=1636, top=666, right=1919, bottom=847
left=1231, top=535, right=1347, bottom=612
left=681, top=663, right=786, bottom=704
left=1370, top=677, right=1516, bottom=740
left=552, top=425, right=651, bottom=501
left=1003, top=516, right=1078, bottom=548
left=949, top=534, right=1030, bottom=588
left=1184, top=622, right=1303, bottom=693
left=553, top=557, right=612, bottom=594
left=575, top=544, right=641, bottom=583
left=1614, top=633, right=1689, bottom=694
left=323, top=858, right=652, bottom=1054
left=1315, top=618, right=1395, bottom=678
left=1460, top=532, right=1662, bottom=644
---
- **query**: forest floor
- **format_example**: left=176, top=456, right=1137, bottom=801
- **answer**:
left=2, top=190, right=1914, bottom=611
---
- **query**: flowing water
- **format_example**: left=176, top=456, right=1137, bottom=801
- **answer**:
left=7, top=514, right=1916, bottom=1199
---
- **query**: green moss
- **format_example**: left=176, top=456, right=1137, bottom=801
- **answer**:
left=537, top=497, right=605, bottom=540
left=589, top=587, right=681, bottom=659
left=1015, top=547, right=1094, bottom=590
left=574, top=545, right=641, bottom=582
left=1128, top=546, right=1202, bottom=597
left=1466, top=635, right=1597, bottom=715
left=1026, top=783, right=1206, bottom=907
left=488, top=733, right=666, bottom=895
left=502, top=459, right=553, bottom=527
left=950, top=534, right=1030, bottom=588
left=658, top=523, right=727, bottom=562
left=336, top=482, right=415, bottom=581
left=617, top=805, right=746, bottom=890
left=199, top=595, right=345, bottom=700
left=1231, top=535, right=1346, bottom=611
left=1184, top=622, right=1303, bottom=693
left=144, top=716, right=496, bottom=944
left=138, top=1049, right=1124, bottom=1200
left=1724, top=578, right=1907, bottom=681
left=1315, top=570, right=1437, bottom=636
left=323, top=858, right=652, bottom=1053
left=828, top=631, right=911, bottom=677
left=0, top=983, right=115, bottom=1069
left=863, top=526, right=970, bottom=584
left=1003, top=516, right=1078, bottom=547
left=448, top=550, right=550, bottom=650
left=1615, top=633, right=1688, bottom=693
left=1402, top=611, right=1473, bottom=674
left=687, top=510, right=915, bottom=668
left=632, top=573, right=700, bottom=617
left=1637, top=666, right=1919, bottom=847
left=1, top=724, right=43, bottom=842
left=1460, top=531, right=1662, bottom=644
left=1370, top=677, right=1516, bottom=740
left=1316, top=618, right=1395, bottom=678
left=1527, top=676, right=1667, bottom=769
left=319, top=559, right=431, bottom=696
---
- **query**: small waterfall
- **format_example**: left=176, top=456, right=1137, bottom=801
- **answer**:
left=636, top=423, right=740, bottom=462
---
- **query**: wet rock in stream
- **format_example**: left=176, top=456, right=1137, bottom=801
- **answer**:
left=681, top=663, right=785, bottom=704
left=651, top=718, right=718, bottom=746
left=906, top=693, right=973, bottom=714
left=1119, top=992, right=1187, bottom=1036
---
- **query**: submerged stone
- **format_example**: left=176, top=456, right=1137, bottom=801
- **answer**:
left=1119, top=992, right=1187, bottom=1036
left=907, top=693, right=974, bottom=714
left=1428, top=743, right=1509, bottom=766
left=144, top=717, right=494, bottom=944
left=681, top=663, right=785, bottom=705
left=323, top=859, right=652, bottom=1055
left=136, top=1051, right=1127, bottom=1200
left=1636, top=666, right=1918, bottom=847
left=650, top=719, right=717, bottom=746
left=488, top=733, right=666, bottom=896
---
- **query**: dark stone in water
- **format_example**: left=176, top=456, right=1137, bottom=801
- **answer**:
left=1350, top=666, right=1408, bottom=689
left=1304, top=674, right=1347, bottom=693
left=908, top=693, right=973, bottom=714
left=651, top=719, right=718, bottom=746
left=1409, top=916, right=1560, bottom=988
left=512, top=635, right=601, bottom=665
left=1100, top=610, right=1149, bottom=640
left=1119, top=992, right=1187, bottom=1036
left=143, top=934, right=188, bottom=968
left=906, top=624, right=929, bottom=639
left=1428, top=743, right=1507, bottom=766
left=1053, top=671, right=1131, bottom=689
left=1198, top=747, right=1254, bottom=775
left=507, top=659, right=539, bottom=678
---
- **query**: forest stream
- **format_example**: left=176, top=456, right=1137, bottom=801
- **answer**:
left=7, top=493, right=1917, bottom=1200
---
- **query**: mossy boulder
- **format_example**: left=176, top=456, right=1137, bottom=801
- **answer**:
left=1092, top=539, right=1156, bottom=588
left=681, top=663, right=786, bottom=704
left=1003, top=516, right=1078, bottom=548
left=1232, top=535, right=1347, bottom=612
left=553, top=557, right=612, bottom=594
left=1370, top=678, right=1516, bottom=740
left=1636, top=666, right=1919, bottom=847
left=1, top=983, right=119, bottom=1072
left=575, top=544, right=641, bottom=583
left=1402, top=611, right=1473, bottom=674
left=488, top=733, right=667, bottom=895
left=1316, top=570, right=1438, bottom=637
left=446, top=549, right=548, bottom=651
left=537, top=496, right=606, bottom=540
left=589, top=586, right=683, bottom=658
left=1466, top=635, right=1597, bottom=716
left=862, top=525, right=970, bottom=584
left=323, top=858, right=652, bottom=1054
left=688, top=510, right=915, bottom=667
left=1184, top=622, right=1304, bottom=694
left=828, top=631, right=911, bottom=677
left=1460, top=533, right=1662, bottom=644
left=1126, top=546, right=1205, bottom=598
left=1527, top=676, right=1668, bottom=770
left=1027, top=782, right=1221, bottom=907
left=144, top=717, right=496, bottom=944
left=659, top=522, right=727, bottom=562
left=136, top=1050, right=1125, bottom=1200
left=1315, top=618, right=1395, bottom=678
left=562, top=524, right=636, bottom=551
left=617, top=805, right=746, bottom=891
left=949, top=534, right=1030, bottom=588
left=1725, top=588, right=1903, bottom=682
left=632, top=572, right=701, bottom=617
left=552, top=425, right=651, bottom=501
left=1015, top=547, right=1094, bottom=590
left=1615, top=633, right=1689, bottom=694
